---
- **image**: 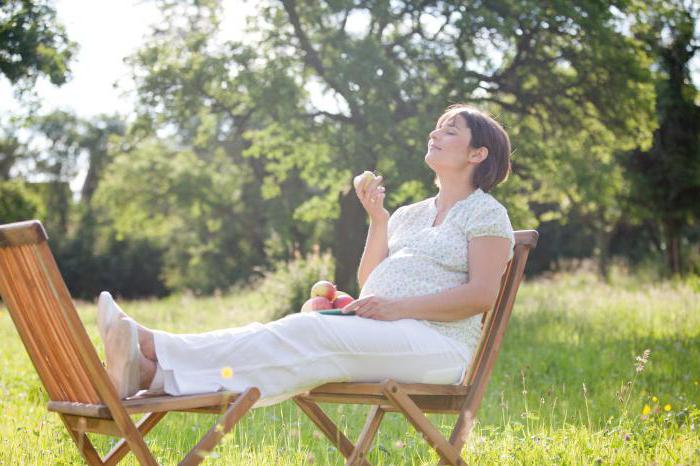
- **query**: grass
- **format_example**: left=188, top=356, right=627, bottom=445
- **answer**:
left=1, top=268, right=699, bottom=464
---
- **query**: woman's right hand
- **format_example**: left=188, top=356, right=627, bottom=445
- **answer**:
left=355, top=173, right=389, bottom=223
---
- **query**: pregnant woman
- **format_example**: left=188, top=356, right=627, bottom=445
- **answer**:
left=99, top=103, right=516, bottom=408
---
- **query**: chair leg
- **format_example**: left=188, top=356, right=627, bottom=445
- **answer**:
left=102, top=412, right=168, bottom=466
left=59, top=414, right=105, bottom=466
left=179, top=387, right=261, bottom=466
left=345, top=405, right=385, bottom=466
left=109, top=413, right=159, bottom=466
left=382, top=380, right=466, bottom=466
left=436, top=410, right=476, bottom=466
left=293, top=396, right=371, bottom=466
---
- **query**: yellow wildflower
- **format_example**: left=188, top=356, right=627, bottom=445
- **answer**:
left=220, top=366, right=234, bottom=379
left=641, top=404, right=651, bottom=415
left=664, top=404, right=671, bottom=412
left=652, top=396, right=658, bottom=403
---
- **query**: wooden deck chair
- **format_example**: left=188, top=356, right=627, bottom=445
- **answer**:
left=0, top=220, right=261, bottom=466
left=292, top=229, right=539, bottom=466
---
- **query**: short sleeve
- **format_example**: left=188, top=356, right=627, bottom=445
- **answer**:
left=465, top=203, right=515, bottom=259
left=387, top=205, right=407, bottom=239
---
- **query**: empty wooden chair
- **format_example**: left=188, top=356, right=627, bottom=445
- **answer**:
left=292, top=229, right=539, bottom=466
left=0, top=220, right=261, bottom=465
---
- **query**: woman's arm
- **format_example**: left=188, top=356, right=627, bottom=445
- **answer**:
left=398, top=236, right=511, bottom=321
left=357, top=215, right=390, bottom=289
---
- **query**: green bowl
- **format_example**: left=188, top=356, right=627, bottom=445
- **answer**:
left=318, top=309, right=356, bottom=316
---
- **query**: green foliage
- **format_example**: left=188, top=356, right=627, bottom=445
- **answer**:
left=56, top=208, right=168, bottom=300
left=0, top=0, right=697, bottom=297
left=92, top=139, right=260, bottom=294
left=0, top=0, right=77, bottom=93
left=619, top=0, right=700, bottom=276
left=0, top=180, right=45, bottom=223
left=115, top=0, right=685, bottom=292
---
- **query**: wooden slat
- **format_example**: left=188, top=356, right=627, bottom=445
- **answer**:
left=309, top=381, right=471, bottom=397
left=63, top=414, right=124, bottom=437
left=0, top=248, right=68, bottom=400
left=47, top=391, right=250, bottom=419
left=23, top=245, right=96, bottom=401
left=2, top=244, right=94, bottom=401
left=47, top=401, right=110, bottom=418
left=299, top=393, right=466, bottom=413
left=0, top=220, right=47, bottom=247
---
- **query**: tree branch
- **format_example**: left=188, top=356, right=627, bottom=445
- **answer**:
left=280, top=0, right=364, bottom=125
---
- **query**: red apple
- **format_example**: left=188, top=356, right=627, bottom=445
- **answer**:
left=333, top=295, right=354, bottom=309
left=301, top=296, right=334, bottom=312
left=310, top=280, right=337, bottom=301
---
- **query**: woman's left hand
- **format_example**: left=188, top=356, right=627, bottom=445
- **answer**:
left=341, top=294, right=404, bottom=321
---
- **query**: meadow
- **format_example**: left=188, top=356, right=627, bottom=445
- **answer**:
left=1, top=268, right=698, bottom=465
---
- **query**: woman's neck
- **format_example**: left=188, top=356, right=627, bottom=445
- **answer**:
left=434, top=185, right=478, bottom=213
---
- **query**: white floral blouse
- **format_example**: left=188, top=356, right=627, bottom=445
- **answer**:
left=359, top=188, right=515, bottom=352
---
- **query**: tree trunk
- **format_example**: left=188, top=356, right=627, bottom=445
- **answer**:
left=662, top=219, right=682, bottom=277
left=595, top=227, right=612, bottom=283
left=332, top=189, right=368, bottom=297
left=245, top=155, right=269, bottom=261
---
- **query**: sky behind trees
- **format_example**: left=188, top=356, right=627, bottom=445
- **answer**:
left=3, top=0, right=699, bottom=122
left=0, top=0, right=257, bottom=118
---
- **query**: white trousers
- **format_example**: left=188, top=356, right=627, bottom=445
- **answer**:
left=150, top=311, right=473, bottom=409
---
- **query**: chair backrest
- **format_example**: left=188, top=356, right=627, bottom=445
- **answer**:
left=461, top=230, right=538, bottom=395
left=0, top=220, right=118, bottom=405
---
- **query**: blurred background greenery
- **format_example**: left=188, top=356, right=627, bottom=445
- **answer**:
left=1, top=0, right=698, bottom=301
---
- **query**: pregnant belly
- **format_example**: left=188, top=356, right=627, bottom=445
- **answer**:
left=359, top=254, right=465, bottom=300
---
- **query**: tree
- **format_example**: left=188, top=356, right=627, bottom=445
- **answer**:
left=92, top=138, right=257, bottom=293
left=79, top=115, right=126, bottom=202
left=0, top=0, right=76, bottom=94
left=127, top=0, right=657, bottom=294
left=250, top=0, right=656, bottom=291
left=621, top=0, right=700, bottom=276
left=0, top=122, right=34, bottom=180
left=0, top=180, right=44, bottom=223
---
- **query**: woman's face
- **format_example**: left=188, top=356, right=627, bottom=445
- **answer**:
left=424, top=112, right=475, bottom=171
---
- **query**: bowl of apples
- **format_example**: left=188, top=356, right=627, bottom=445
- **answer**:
left=301, top=280, right=356, bottom=315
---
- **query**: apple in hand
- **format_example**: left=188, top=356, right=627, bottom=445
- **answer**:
left=353, top=170, right=376, bottom=191
left=301, top=296, right=334, bottom=312
left=310, top=280, right=337, bottom=301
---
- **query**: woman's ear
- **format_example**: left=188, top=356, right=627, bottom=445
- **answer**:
left=469, top=147, right=489, bottom=163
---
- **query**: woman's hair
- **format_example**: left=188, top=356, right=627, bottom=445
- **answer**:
left=434, top=103, right=512, bottom=193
